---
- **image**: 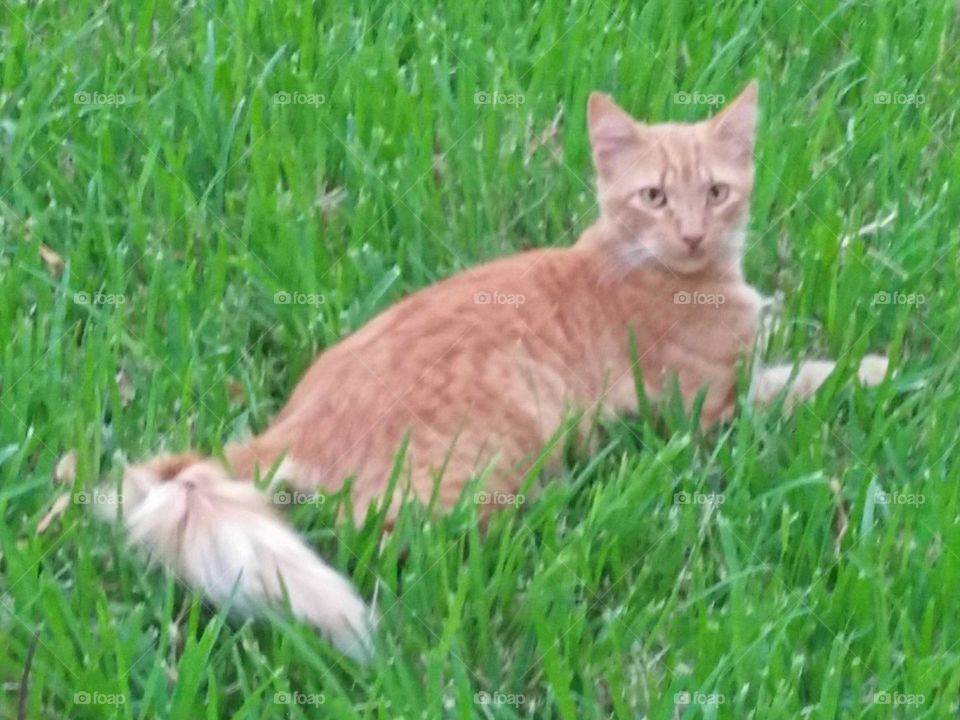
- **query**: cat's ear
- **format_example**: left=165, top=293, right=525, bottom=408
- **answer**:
left=709, top=81, right=758, bottom=159
left=588, top=92, right=639, bottom=176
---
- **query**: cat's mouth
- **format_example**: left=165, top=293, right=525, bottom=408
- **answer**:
left=621, top=236, right=717, bottom=275
left=661, top=246, right=714, bottom=274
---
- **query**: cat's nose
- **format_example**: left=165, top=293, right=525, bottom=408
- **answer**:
left=682, top=235, right=705, bottom=251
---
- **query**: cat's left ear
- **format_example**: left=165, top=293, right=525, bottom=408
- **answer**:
left=710, top=80, right=758, bottom=159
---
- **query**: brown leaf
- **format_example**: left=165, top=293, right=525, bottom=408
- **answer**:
left=39, top=244, right=63, bottom=277
left=116, top=368, right=135, bottom=407
left=39, top=450, right=79, bottom=533
left=226, top=378, right=245, bottom=405
left=829, top=477, right=849, bottom=554
left=36, top=492, right=71, bottom=534
left=432, top=153, right=446, bottom=184
left=314, top=185, right=347, bottom=218
left=525, top=107, right=564, bottom=166
left=54, top=450, right=78, bottom=485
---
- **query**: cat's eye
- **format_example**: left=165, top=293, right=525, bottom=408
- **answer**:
left=638, top=187, right=667, bottom=208
left=707, top=183, right=730, bottom=205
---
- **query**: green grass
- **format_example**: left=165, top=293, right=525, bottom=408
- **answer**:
left=0, top=0, right=957, bottom=717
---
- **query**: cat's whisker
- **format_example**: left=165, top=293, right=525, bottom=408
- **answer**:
left=597, top=242, right=657, bottom=284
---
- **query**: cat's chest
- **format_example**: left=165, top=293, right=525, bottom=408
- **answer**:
left=601, top=280, right=762, bottom=418
left=654, top=283, right=761, bottom=408
left=664, top=284, right=759, bottom=360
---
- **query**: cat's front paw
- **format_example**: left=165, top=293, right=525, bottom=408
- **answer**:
left=857, top=354, right=889, bottom=386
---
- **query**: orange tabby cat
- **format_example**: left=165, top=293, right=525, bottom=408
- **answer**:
left=109, top=82, right=887, bottom=660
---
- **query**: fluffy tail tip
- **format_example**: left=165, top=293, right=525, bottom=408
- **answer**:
left=101, top=454, right=376, bottom=662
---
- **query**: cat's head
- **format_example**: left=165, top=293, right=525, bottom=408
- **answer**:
left=587, top=82, right=757, bottom=275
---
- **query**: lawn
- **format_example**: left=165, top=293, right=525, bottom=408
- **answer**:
left=0, top=0, right=957, bottom=717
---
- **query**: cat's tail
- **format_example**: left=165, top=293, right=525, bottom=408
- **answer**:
left=101, top=453, right=374, bottom=662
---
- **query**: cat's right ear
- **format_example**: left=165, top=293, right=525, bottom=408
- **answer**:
left=709, top=80, right=758, bottom=160
left=588, top=92, right=638, bottom=177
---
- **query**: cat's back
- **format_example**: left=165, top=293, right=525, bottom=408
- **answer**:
left=337, top=245, right=583, bottom=359
left=276, top=246, right=590, bottom=419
